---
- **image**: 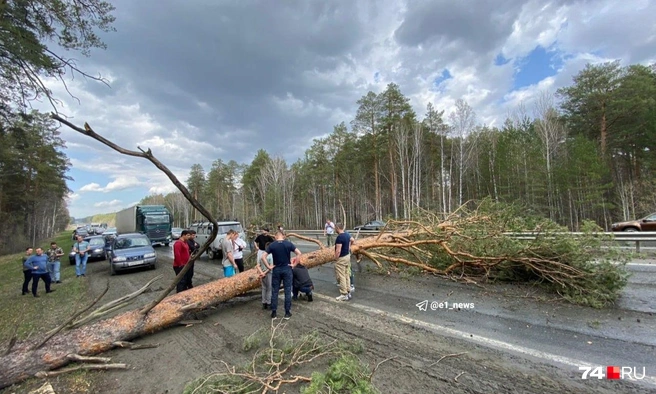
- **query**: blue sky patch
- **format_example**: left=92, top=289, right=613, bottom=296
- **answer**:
left=512, top=46, right=563, bottom=90
left=432, top=69, right=452, bottom=90
left=494, top=53, right=511, bottom=66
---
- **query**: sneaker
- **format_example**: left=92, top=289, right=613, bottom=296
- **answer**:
left=33, top=294, right=40, bottom=298
left=284, top=312, right=292, bottom=320
left=307, top=293, right=313, bottom=302
left=262, top=303, right=268, bottom=310
left=56, top=281, right=62, bottom=284
left=271, top=311, right=277, bottom=319
left=81, top=274, right=86, bottom=277
left=350, top=285, right=355, bottom=293
left=292, top=296, right=298, bottom=301
left=46, top=290, right=56, bottom=293
left=335, top=294, right=349, bottom=301
left=348, top=292, right=352, bottom=300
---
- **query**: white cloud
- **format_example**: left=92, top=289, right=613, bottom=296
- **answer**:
left=79, top=183, right=103, bottom=192
left=66, top=192, right=81, bottom=202
left=78, top=177, right=141, bottom=193
left=93, top=199, right=123, bottom=208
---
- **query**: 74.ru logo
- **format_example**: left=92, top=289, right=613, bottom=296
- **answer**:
left=579, top=366, right=646, bottom=380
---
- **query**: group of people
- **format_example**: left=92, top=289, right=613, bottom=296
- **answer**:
left=252, top=222, right=355, bottom=320
left=172, top=221, right=357, bottom=320
left=21, top=242, right=65, bottom=297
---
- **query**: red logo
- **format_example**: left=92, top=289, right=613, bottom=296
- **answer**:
left=607, top=366, right=620, bottom=380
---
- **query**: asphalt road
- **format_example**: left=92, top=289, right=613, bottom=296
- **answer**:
left=156, top=241, right=656, bottom=389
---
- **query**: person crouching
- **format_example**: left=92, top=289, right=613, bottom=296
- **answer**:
left=292, top=260, right=313, bottom=302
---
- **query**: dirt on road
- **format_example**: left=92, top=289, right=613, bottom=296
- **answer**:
left=70, top=251, right=651, bottom=394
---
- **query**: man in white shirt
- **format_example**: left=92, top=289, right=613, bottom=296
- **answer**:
left=324, top=218, right=335, bottom=246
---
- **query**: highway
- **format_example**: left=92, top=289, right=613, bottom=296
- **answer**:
left=156, top=240, right=656, bottom=389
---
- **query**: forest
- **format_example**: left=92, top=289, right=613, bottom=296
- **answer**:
left=141, top=62, right=656, bottom=231
left=0, top=0, right=115, bottom=254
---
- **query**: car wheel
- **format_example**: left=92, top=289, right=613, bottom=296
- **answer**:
left=623, top=227, right=639, bottom=232
left=207, top=249, right=215, bottom=260
left=164, top=243, right=170, bottom=247
left=150, top=264, right=156, bottom=270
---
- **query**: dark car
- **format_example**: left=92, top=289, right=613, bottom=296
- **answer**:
left=611, top=213, right=656, bottom=232
left=72, top=227, right=89, bottom=240
left=107, top=233, right=157, bottom=275
left=353, top=220, right=386, bottom=231
left=69, top=236, right=107, bottom=265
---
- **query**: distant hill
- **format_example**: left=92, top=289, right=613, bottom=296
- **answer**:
left=73, top=212, right=117, bottom=226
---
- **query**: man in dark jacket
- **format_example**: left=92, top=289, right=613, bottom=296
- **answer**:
left=292, top=261, right=313, bottom=302
left=25, top=247, right=55, bottom=297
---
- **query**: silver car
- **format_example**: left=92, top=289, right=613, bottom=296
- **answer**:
left=108, top=233, right=157, bottom=275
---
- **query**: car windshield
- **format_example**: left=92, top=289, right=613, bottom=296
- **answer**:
left=144, top=214, right=169, bottom=224
left=115, top=237, right=150, bottom=249
left=88, top=238, right=105, bottom=247
left=172, top=227, right=183, bottom=232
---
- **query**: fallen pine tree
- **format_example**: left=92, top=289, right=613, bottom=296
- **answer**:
left=0, top=118, right=629, bottom=389
left=0, top=203, right=629, bottom=388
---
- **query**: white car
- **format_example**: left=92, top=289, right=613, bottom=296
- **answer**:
left=187, top=221, right=245, bottom=260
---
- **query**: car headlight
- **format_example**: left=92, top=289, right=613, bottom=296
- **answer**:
left=113, top=256, right=126, bottom=262
left=144, top=252, right=156, bottom=258
left=93, top=248, right=103, bottom=253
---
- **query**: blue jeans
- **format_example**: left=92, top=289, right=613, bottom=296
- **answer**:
left=48, top=260, right=61, bottom=282
left=75, top=253, right=89, bottom=276
left=293, top=285, right=312, bottom=299
left=271, top=267, right=293, bottom=314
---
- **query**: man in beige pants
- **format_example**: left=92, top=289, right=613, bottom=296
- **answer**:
left=334, top=223, right=354, bottom=301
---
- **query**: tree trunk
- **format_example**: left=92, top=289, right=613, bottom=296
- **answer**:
left=0, top=240, right=365, bottom=388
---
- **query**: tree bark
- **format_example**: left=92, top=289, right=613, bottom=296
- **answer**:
left=0, top=234, right=380, bottom=389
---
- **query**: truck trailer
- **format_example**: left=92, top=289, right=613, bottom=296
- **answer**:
left=115, top=205, right=172, bottom=246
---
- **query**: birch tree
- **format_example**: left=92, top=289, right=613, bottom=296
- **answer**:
left=449, top=99, right=476, bottom=207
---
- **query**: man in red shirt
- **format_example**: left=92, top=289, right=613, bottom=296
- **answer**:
left=173, top=230, right=191, bottom=293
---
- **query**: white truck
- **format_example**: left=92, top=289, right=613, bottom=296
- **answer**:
left=187, top=221, right=245, bottom=259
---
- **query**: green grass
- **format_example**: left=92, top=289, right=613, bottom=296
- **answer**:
left=0, top=231, right=90, bottom=343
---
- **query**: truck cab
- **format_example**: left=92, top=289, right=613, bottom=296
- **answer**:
left=138, top=207, right=172, bottom=246
left=188, top=220, right=245, bottom=260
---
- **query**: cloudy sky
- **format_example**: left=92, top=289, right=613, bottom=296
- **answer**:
left=45, top=0, right=655, bottom=219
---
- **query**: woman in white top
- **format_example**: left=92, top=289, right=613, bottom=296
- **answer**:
left=232, top=236, right=247, bottom=273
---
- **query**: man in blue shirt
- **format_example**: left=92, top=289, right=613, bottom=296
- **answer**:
left=261, top=231, right=302, bottom=320
left=334, top=223, right=354, bottom=301
left=25, top=247, right=55, bottom=297
left=73, top=235, right=91, bottom=277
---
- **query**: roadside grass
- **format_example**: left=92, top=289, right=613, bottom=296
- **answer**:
left=0, top=231, right=98, bottom=393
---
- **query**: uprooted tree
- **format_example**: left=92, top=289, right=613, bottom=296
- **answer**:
left=0, top=118, right=629, bottom=389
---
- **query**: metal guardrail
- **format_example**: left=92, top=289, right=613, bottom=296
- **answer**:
left=286, top=230, right=656, bottom=253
